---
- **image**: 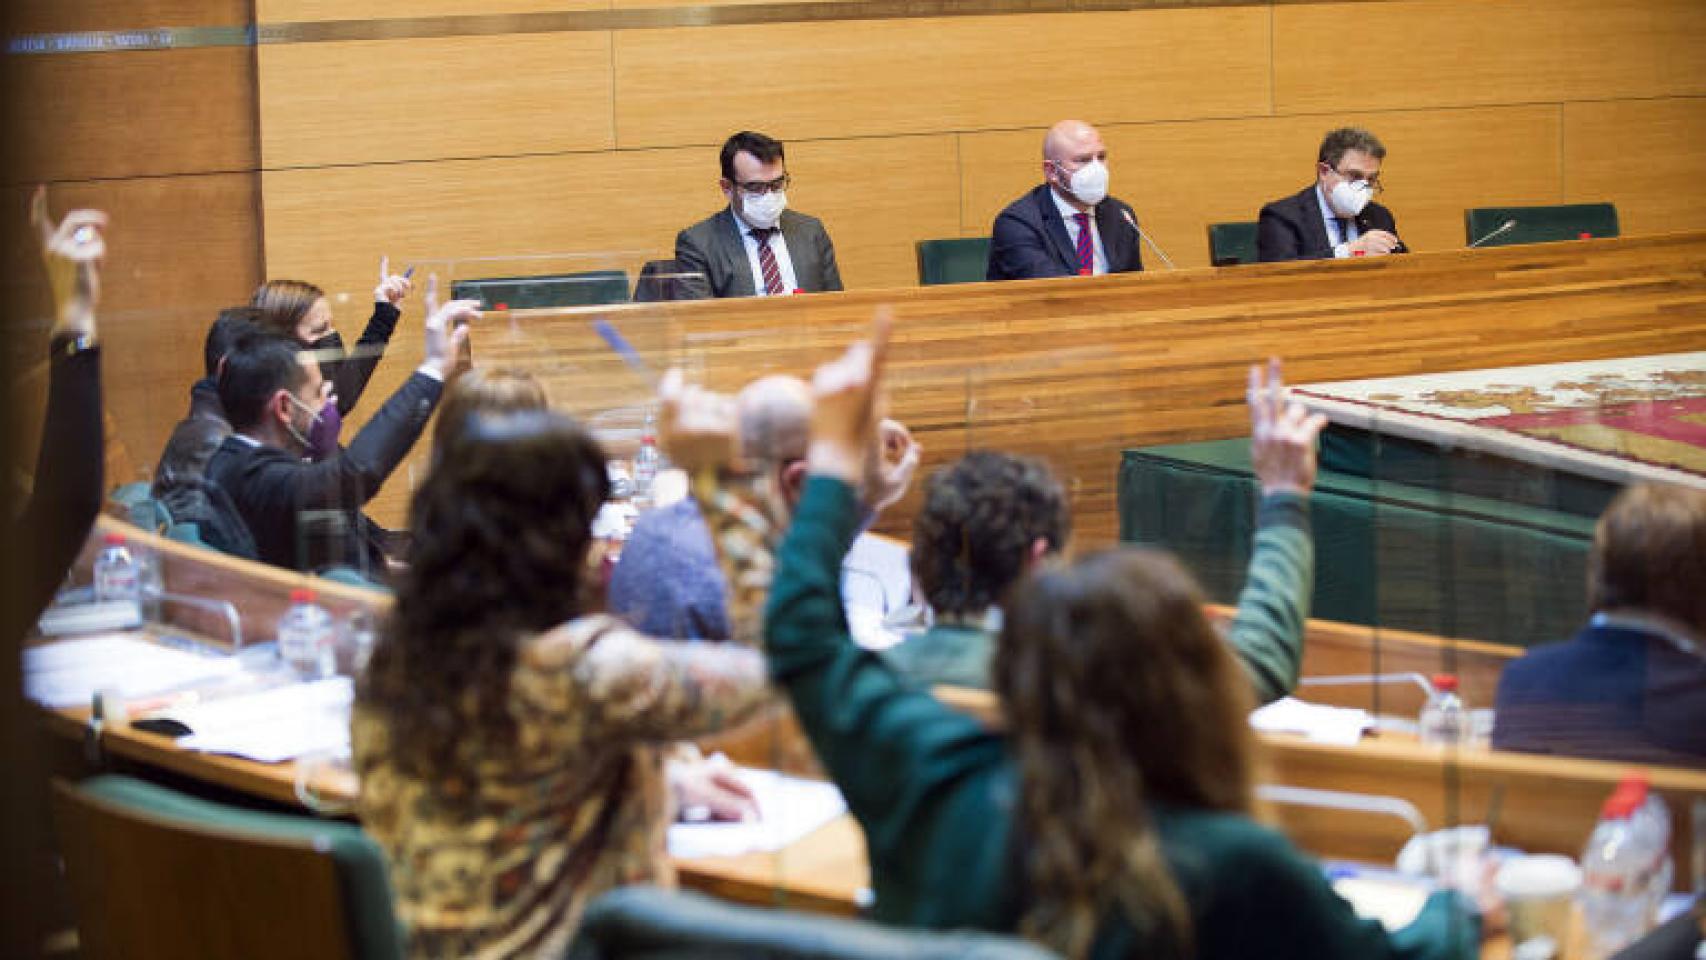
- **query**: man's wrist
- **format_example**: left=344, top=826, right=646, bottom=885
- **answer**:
left=807, top=441, right=862, bottom=482
left=416, top=361, right=447, bottom=382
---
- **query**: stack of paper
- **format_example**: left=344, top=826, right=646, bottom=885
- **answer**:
left=668, top=769, right=848, bottom=860
left=176, top=677, right=354, bottom=764
left=24, top=635, right=242, bottom=710
left=1250, top=697, right=1373, bottom=746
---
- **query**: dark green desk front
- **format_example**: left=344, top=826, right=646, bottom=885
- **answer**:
left=1118, top=440, right=1597, bottom=649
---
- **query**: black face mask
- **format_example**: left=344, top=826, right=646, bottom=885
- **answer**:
left=308, top=331, right=346, bottom=358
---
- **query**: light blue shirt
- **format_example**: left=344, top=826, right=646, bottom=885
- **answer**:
left=1050, top=187, right=1109, bottom=274
left=1315, top=185, right=1360, bottom=258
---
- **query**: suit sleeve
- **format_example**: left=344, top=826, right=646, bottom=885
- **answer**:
left=816, top=224, right=843, bottom=292
left=1257, top=203, right=1304, bottom=263
left=3, top=339, right=104, bottom=646
left=672, top=226, right=715, bottom=300
left=330, top=302, right=400, bottom=416
left=987, top=208, right=1071, bottom=281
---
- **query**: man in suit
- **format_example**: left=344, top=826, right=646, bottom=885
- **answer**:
left=675, top=131, right=842, bottom=299
left=205, top=295, right=476, bottom=577
left=1494, top=483, right=1706, bottom=767
left=986, top=119, right=1143, bottom=281
left=1257, top=127, right=1406, bottom=262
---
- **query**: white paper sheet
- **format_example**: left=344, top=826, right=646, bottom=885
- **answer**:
left=24, top=635, right=243, bottom=709
left=1250, top=696, right=1373, bottom=746
left=176, top=677, right=353, bottom=764
left=668, top=769, right=848, bottom=860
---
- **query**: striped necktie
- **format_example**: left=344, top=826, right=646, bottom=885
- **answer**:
left=1073, top=212, right=1095, bottom=275
left=753, top=227, right=785, bottom=295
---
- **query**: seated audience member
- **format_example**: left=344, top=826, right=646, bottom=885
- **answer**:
left=761, top=327, right=1481, bottom=959
left=251, top=256, right=413, bottom=418
left=608, top=374, right=917, bottom=642
left=1494, top=482, right=1706, bottom=766
left=204, top=296, right=475, bottom=575
left=883, top=425, right=1316, bottom=704
left=1257, top=127, right=1405, bottom=262
left=353, top=408, right=773, bottom=959
left=430, top=366, right=549, bottom=458
left=986, top=119, right=1144, bottom=282
left=674, top=131, right=843, bottom=299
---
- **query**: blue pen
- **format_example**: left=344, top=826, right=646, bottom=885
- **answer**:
left=593, top=318, right=656, bottom=386
left=402, top=265, right=416, bottom=279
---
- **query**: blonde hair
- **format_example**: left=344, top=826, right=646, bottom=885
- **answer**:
left=433, top=368, right=550, bottom=456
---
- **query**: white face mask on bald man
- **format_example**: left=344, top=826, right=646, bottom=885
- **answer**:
left=1057, top=160, right=1109, bottom=207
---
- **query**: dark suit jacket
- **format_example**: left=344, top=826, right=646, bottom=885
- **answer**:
left=674, top=208, right=843, bottom=299
left=1493, top=620, right=1706, bottom=768
left=319, top=301, right=401, bottom=417
left=1257, top=184, right=1403, bottom=262
left=206, top=369, right=442, bottom=574
left=986, top=184, right=1143, bottom=281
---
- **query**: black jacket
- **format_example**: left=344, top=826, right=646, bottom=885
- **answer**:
left=319, top=301, right=401, bottom=416
left=206, top=369, right=441, bottom=574
left=987, top=184, right=1143, bottom=281
left=1257, top=184, right=1404, bottom=262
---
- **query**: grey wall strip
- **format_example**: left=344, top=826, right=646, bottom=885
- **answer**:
left=6, top=0, right=1358, bottom=54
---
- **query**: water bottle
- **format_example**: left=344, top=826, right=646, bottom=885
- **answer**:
left=633, top=408, right=661, bottom=509
left=1580, top=774, right=1672, bottom=958
left=277, top=588, right=336, bottom=681
left=1418, top=673, right=1469, bottom=745
left=93, top=533, right=141, bottom=606
left=342, top=608, right=377, bottom=677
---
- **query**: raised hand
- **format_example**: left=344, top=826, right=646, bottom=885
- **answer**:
left=864, top=417, right=921, bottom=513
left=33, top=185, right=108, bottom=338
left=422, top=280, right=479, bottom=379
left=374, top=255, right=413, bottom=306
left=808, top=307, right=892, bottom=482
left=1248, top=357, right=1327, bottom=497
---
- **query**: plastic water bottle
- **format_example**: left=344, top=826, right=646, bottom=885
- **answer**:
left=1418, top=673, right=1469, bottom=745
left=633, top=408, right=661, bottom=509
left=1580, top=774, right=1673, bottom=959
left=93, top=533, right=142, bottom=606
left=277, top=588, right=336, bottom=681
left=342, top=608, right=377, bottom=676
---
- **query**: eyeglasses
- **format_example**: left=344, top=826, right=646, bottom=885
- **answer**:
left=1331, top=166, right=1385, bottom=194
left=732, top=174, right=791, bottom=197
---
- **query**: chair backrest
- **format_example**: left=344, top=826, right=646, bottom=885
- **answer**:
left=916, top=237, right=992, bottom=286
left=633, top=258, right=689, bottom=302
left=452, top=269, right=630, bottom=309
left=1207, top=221, right=1260, bottom=266
left=1464, top=203, right=1620, bottom=248
left=568, top=886, right=1061, bottom=960
left=51, top=775, right=403, bottom=960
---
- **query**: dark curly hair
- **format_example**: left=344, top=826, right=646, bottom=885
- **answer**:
left=910, top=451, right=1069, bottom=618
left=359, top=410, right=611, bottom=779
left=995, top=549, right=1257, bottom=959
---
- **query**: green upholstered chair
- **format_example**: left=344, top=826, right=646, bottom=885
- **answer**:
left=1207, top=221, right=1260, bottom=266
left=567, top=886, right=1061, bottom=960
left=452, top=269, right=630, bottom=309
left=52, top=775, right=404, bottom=960
left=1463, top=203, right=1620, bottom=248
left=916, top=237, right=993, bottom=286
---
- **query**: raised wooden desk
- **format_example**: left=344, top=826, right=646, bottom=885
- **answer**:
left=419, top=232, right=1706, bottom=548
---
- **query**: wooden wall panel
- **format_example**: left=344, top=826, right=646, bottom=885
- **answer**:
left=1275, top=0, right=1706, bottom=115
left=257, top=33, right=614, bottom=168
left=7, top=0, right=250, bottom=32
left=612, top=9, right=1270, bottom=148
left=2, top=174, right=264, bottom=484
left=5, top=48, right=258, bottom=183
left=1564, top=97, right=1706, bottom=241
left=959, top=106, right=1562, bottom=268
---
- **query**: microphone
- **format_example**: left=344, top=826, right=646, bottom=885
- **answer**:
left=1121, top=208, right=1176, bottom=270
left=1355, top=213, right=1409, bottom=254
left=1468, top=218, right=1518, bottom=249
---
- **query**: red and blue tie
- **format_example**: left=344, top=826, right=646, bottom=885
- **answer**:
left=1073, top=212, right=1094, bottom=275
left=754, top=228, right=786, bottom=295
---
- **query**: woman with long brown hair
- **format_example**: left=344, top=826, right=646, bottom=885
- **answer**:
left=251, top=256, right=412, bottom=417
left=353, top=407, right=773, bottom=959
left=758, top=319, right=1481, bottom=959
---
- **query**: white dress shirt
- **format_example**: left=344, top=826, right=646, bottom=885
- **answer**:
left=1316, top=185, right=1361, bottom=258
left=1050, top=187, right=1108, bottom=275
left=730, top=205, right=799, bottom=296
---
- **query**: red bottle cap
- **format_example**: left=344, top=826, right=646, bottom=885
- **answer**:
left=1078, top=268, right=1092, bottom=276
left=1578, top=232, right=1592, bottom=240
left=1352, top=250, right=1366, bottom=257
left=289, top=587, right=316, bottom=604
left=793, top=288, right=805, bottom=295
left=103, top=532, right=126, bottom=546
left=1431, top=673, right=1459, bottom=693
left=494, top=302, right=509, bottom=311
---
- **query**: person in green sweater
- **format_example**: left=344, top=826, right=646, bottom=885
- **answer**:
left=751, top=315, right=1483, bottom=960
left=882, top=442, right=1308, bottom=705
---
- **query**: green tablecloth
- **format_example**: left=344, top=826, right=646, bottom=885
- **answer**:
left=1118, top=440, right=1597, bottom=649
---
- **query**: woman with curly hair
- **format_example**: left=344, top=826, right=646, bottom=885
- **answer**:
left=353, top=406, right=772, bottom=959
left=760, top=320, right=1482, bottom=960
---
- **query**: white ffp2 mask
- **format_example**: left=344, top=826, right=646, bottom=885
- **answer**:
left=1060, top=160, right=1109, bottom=206
left=740, top=191, right=787, bottom=230
left=1328, top=179, right=1373, bottom=218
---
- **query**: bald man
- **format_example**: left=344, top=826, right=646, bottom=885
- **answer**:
left=986, top=119, right=1144, bottom=281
